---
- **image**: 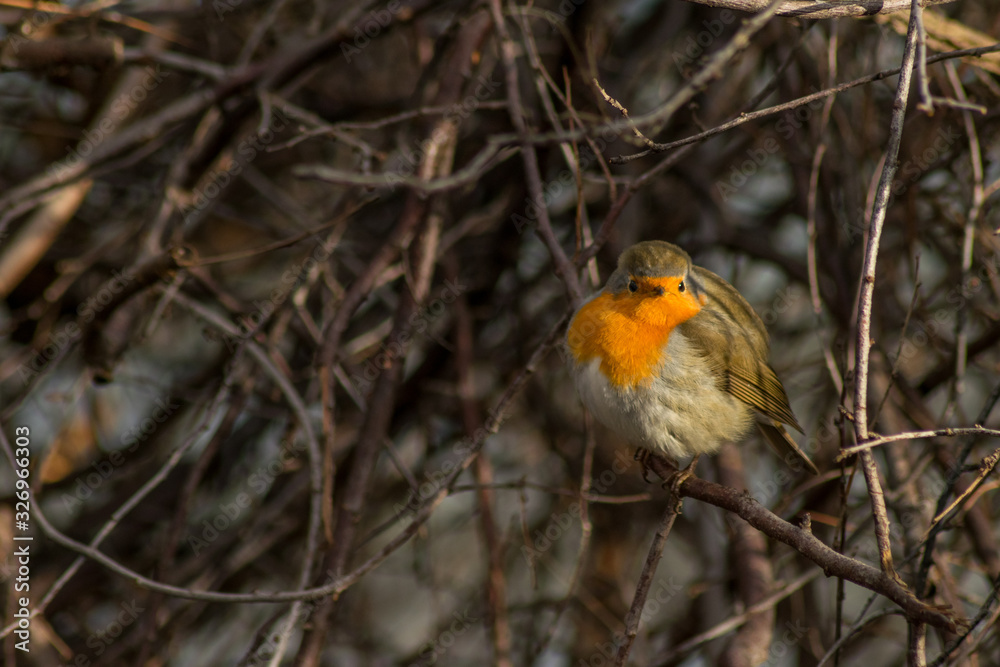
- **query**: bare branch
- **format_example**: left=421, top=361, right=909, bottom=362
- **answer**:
left=679, top=0, right=958, bottom=19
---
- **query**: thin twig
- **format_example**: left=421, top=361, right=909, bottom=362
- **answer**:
left=838, top=426, right=1000, bottom=459
left=870, top=257, right=921, bottom=427
left=489, top=0, right=582, bottom=307
left=913, top=0, right=933, bottom=114
left=171, top=294, right=325, bottom=667
left=946, top=60, right=986, bottom=407
left=656, top=570, right=821, bottom=664
left=677, top=0, right=957, bottom=19
left=0, top=365, right=238, bottom=635
left=928, top=573, right=1000, bottom=666
left=640, top=453, right=960, bottom=632
left=924, top=448, right=1000, bottom=537
left=294, top=143, right=518, bottom=192
left=457, top=275, right=513, bottom=667
left=614, top=494, right=682, bottom=666
left=529, top=411, right=597, bottom=660
left=816, top=609, right=903, bottom=667
left=0, top=313, right=569, bottom=620
left=851, top=0, right=924, bottom=589
left=718, top=444, right=775, bottom=666
left=610, top=43, right=1000, bottom=164
left=618, top=0, right=787, bottom=143
left=593, top=80, right=656, bottom=148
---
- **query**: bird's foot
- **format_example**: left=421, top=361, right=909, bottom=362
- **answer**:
left=664, top=454, right=699, bottom=498
left=634, top=448, right=654, bottom=483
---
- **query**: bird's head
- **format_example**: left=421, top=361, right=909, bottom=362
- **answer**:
left=605, top=241, right=707, bottom=329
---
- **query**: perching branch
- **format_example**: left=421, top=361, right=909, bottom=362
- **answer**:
left=679, top=0, right=958, bottom=19
left=641, top=453, right=961, bottom=633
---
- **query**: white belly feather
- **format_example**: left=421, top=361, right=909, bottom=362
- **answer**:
left=573, top=330, right=753, bottom=459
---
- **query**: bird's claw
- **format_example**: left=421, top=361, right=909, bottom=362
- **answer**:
left=663, top=469, right=692, bottom=499
left=634, top=448, right=654, bottom=483
left=663, top=454, right=699, bottom=499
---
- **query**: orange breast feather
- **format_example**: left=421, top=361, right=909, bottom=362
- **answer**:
left=568, top=292, right=675, bottom=388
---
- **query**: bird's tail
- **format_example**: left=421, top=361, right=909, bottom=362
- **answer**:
left=756, top=419, right=820, bottom=475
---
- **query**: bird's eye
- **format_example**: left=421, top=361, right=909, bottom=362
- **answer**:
left=678, top=280, right=685, bottom=293
left=628, top=279, right=638, bottom=293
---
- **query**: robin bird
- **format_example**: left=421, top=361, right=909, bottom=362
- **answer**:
left=567, top=240, right=819, bottom=476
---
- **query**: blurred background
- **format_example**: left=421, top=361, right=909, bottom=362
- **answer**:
left=0, top=0, right=998, bottom=665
